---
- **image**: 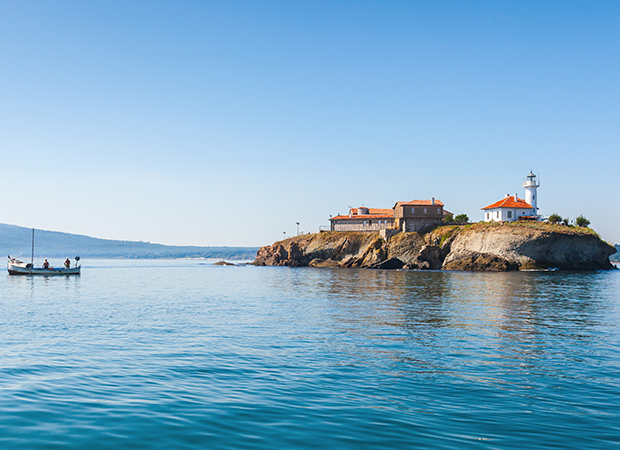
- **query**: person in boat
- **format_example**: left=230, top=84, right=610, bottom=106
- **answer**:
left=42, top=259, right=50, bottom=269
left=64, top=258, right=71, bottom=269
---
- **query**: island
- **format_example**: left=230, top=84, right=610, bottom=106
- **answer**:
left=253, top=222, right=616, bottom=271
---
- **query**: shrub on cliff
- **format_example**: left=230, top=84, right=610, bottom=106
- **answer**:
left=454, top=214, right=469, bottom=224
left=575, top=215, right=591, bottom=228
left=548, top=213, right=562, bottom=224
left=443, top=213, right=454, bottom=223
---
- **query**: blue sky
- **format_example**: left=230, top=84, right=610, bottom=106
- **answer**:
left=1, top=1, right=618, bottom=246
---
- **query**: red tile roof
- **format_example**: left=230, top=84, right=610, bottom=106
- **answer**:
left=394, top=199, right=444, bottom=207
left=331, top=214, right=394, bottom=221
left=350, top=208, right=393, bottom=216
left=482, top=197, right=533, bottom=210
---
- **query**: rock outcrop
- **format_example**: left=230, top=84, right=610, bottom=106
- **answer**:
left=253, top=223, right=616, bottom=271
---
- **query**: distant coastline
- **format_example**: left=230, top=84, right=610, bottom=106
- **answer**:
left=611, top=244, right=620, bottom=263
left=0, top=224, right=258, bottom=260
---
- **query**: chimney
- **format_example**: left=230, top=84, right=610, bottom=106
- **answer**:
left=505, top=194, right=510, bottom=198
left=514, top=193, right=518, bottom=201
left=431, top=197, right=435, bottom=205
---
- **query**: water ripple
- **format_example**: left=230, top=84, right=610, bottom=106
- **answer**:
left=0, top=261, right=619, bottom=448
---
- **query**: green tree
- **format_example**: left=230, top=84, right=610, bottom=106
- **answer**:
left=443, top=213, right=454, bottom=223
left=548, top=213, right=562, bottom=224
left=575, top=215, right=591, bottom=228
left=454, top=214, right=469, bottom=223
left=562, top=217, right=570, bottom=226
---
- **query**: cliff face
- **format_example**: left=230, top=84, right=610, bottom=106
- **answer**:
left=253, top=224, right=616, bottom=271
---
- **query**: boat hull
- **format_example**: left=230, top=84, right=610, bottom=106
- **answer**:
left=7, top=263, right=80, bottom=276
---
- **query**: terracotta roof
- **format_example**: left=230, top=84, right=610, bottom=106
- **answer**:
left=482, top=197, right=533, bottom=210
left=331, top=214, right=394, bottom=221
left=350, top=208, right=393, bottom=216
left=394, top=199, right=444, bottom=207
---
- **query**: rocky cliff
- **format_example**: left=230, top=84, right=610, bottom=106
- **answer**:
left=253, top=223, right=616, bottom=271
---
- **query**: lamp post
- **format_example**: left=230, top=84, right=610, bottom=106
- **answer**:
left=296, top=222, right=300, bottom=236
left=283, top=231, right=286, bottom=240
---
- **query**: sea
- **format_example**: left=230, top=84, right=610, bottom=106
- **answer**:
left=0, top=259, right=619, bottom=449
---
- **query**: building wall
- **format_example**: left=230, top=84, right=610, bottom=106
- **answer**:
left=483, top=208, right=534, bottom=222
left=394, top=205, right=443, bottom=219
left=400, top=217, right=442, bottom=232
left=331, top=218, right=395, bottom=232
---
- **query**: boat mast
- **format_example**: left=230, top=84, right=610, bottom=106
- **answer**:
left=31, top=228, right=34, bottom=268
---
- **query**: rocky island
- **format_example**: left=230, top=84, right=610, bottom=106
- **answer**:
left=254, top=222, right=616, bottom=271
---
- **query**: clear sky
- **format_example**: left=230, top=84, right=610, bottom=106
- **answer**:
left=1, top=1, right=618, bottom=246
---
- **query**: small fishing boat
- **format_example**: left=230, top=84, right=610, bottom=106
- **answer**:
left=8, top=257, right=81, bottom=275
left=7, top=228, right=81, bottom=276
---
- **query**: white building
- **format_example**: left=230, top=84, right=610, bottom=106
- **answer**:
left=482, top=172, right=540, bottom=222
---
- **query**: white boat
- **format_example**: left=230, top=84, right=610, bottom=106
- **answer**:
left=8, top=257, right=81, bottom=275
left=7, top=228, right=81, bottom=276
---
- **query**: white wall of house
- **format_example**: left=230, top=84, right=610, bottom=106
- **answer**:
left=484, top=208, right=534, bottom=222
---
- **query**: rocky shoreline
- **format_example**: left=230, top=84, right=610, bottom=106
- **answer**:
left=253, top=223, right=616, bottom=271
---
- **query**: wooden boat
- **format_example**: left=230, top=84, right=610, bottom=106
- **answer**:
left=7, top=228, right=81, bottom=276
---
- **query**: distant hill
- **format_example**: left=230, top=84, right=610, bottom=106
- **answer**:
left=612, top=244, right=620, bottom=263
left=0, top=224, right=258, bottom=260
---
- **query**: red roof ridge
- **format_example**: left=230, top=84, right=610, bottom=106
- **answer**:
left=482, top=196, right=533, bottom=210
left=331, top=214, right=393, bottom=221
left=394, top=199, right=444, bottom=207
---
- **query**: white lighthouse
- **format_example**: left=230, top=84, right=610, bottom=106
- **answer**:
left=523, top=171, right=540, bottom=215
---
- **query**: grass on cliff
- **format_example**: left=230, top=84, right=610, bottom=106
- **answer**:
left=457, top=221, right=600, bottom=236
left=274, top=231, right=380, bottom=247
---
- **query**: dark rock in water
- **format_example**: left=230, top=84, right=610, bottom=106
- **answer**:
left=404, top=245, right=442, bottom=270
left=213, top=260, right=234, bottom=266
left=370, top=258, right=404, bottom=270
left=442, top=251, right=519, bottom=271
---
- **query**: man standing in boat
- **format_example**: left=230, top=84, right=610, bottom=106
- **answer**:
left=42, top=259, right=50, bottom=269
left=64, top=258, right=71, bottom=268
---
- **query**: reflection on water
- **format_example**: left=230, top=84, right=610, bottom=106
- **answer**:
left=0, top=261, right=619, bottom=449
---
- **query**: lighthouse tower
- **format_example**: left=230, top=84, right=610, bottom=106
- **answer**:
left=523, top=171, right=540, bottom=215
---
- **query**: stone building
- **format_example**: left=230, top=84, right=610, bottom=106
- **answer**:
left=329, top=199, right=446, bottom=233
left=329, top=207, right=395, bottom=232
left=394, top=199, right=445, bottom=232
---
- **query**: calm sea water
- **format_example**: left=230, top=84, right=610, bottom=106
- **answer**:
left=0, top=259, right=619, bottom=449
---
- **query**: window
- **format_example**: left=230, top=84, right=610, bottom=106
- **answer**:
left=486, top=213, right=490, bottom=220
left=411, top=208, right=415, bottom=214
left=368, top=220, right=372, bottom=225
left=364, top=221, right=367, bottom=226
left=424, top=208, right=427, bottom=214
left=508, top=211, right=512, bottom=218
left=437, top=208, right=440, bottom=214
